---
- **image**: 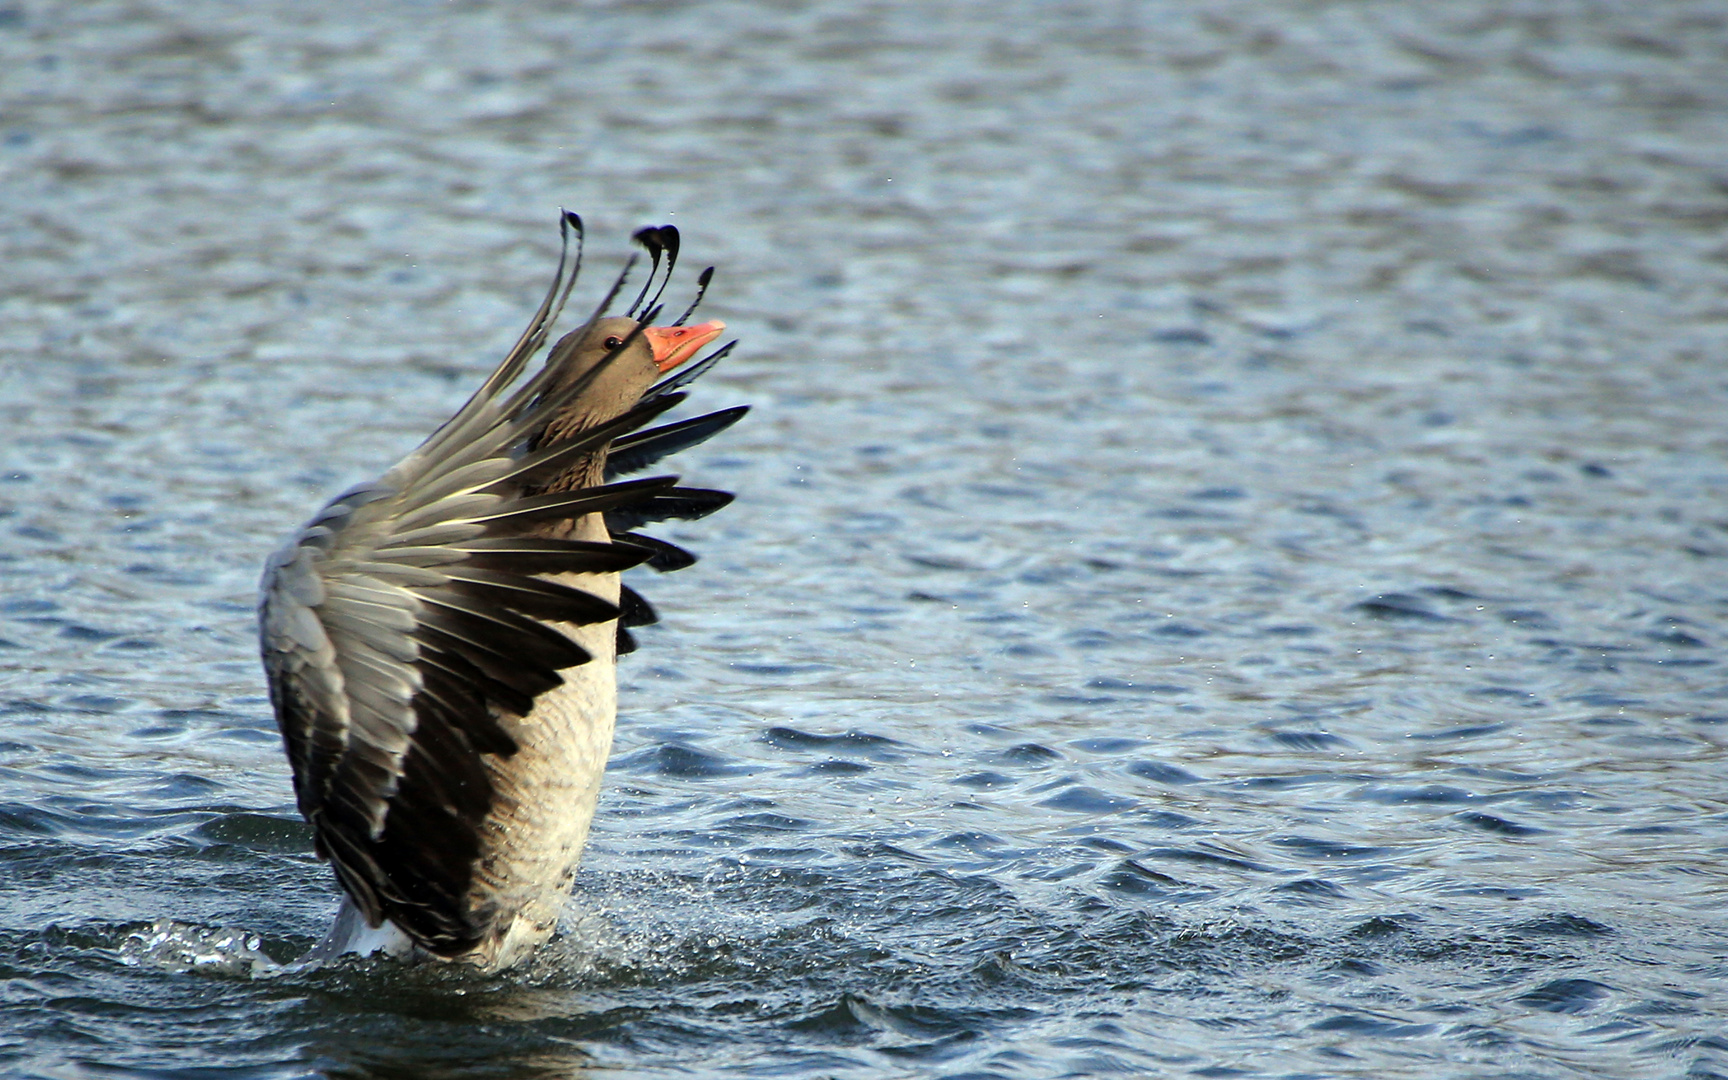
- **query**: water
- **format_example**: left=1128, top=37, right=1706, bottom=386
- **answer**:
left=4, top=1, right=1728, bottom=1076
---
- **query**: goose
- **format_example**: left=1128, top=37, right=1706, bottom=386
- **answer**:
left=259, top=215, right=745, bottom=969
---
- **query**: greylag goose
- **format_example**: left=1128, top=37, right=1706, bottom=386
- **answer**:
left=259, top=215, right=744, bottom=969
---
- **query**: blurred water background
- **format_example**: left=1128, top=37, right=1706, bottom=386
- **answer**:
left=3, top=1, right=1728, bottom=1077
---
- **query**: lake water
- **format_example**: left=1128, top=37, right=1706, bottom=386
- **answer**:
left=3, top=2, right=1728, bottom=1077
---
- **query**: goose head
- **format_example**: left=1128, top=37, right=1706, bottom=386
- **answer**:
left=535, top=315, right=726, bottom=489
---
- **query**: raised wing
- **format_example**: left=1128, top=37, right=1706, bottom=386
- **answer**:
left=258, top=216, right=742, bottom=953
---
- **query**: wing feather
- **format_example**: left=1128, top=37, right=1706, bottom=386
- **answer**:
left=611, top=531, right=699, bottom=572
left=602, top=487, right=735, bottom=533
left=605, top=406, right=750, bottom=479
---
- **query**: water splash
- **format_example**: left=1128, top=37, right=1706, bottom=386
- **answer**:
left=119, top=918, right=282, bottom=978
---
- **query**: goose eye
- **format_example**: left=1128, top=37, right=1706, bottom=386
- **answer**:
left=603, top=335, right=625, bottom=350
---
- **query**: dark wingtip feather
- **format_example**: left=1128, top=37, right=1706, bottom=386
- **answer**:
left=603, top=488, right=734, bottom=534
left=646, top=226, right=679, bottom=315
left=612, top=531, right=698, bottom=572
left=455, top=537, right=652, bottom=575
left=672, top=266, right=715, bottom=327
left=627, top=225, right=679, bottom=318
left=618, top=584, right=658, bottom=628
left=605, top=405, right=751, bottom=480
left=561, top=211, right=585, bottom=286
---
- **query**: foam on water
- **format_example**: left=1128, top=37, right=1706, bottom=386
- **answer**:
left=119, top=918, right=281, bottom=979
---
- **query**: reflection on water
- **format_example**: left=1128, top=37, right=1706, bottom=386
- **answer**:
left=4, top=0, right=1728, bottom=1077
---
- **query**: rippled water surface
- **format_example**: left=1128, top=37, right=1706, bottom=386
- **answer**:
left=4, top=1, right=1728, bottom=1077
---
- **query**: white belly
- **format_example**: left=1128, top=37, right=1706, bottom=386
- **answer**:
left=463, top=551, right=621, bottom=968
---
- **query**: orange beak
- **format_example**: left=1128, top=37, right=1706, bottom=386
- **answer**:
left=643, top=321, right=726, bottom=373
